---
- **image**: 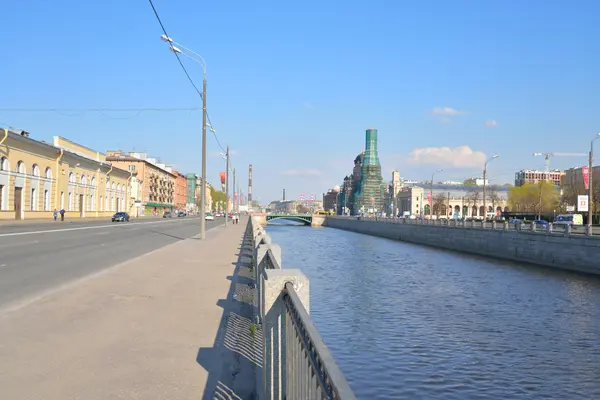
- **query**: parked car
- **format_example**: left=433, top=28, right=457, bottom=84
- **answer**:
left=163, top=212, right=172, bottom=218
left=205, top=213, right=214, bottom=221
left=112, top=212, right=130, bottom=222
left=533, top=219, right=549, bottom=229
left=177, top=211, right=186, bottom=217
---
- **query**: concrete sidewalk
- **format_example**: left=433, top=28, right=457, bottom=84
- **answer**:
left=0, top=217, right=259, bottom=400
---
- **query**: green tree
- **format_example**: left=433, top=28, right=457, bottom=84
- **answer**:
left=463, top=178, right=476, bottom=186
left=508, top=182, right=559, bottom=215
left=209, top=185, right=226, bottom=211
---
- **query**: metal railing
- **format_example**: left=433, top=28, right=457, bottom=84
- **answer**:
left=328, top=215, right=600, bottom=237
left=283, top=283, right=355, bottom=399
left=249, top=216, right=356, bottom=400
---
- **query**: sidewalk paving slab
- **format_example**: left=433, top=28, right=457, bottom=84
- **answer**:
left=0, top=216, right=257, bottom=400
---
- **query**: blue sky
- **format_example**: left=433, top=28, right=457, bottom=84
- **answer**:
left=1, top=0, right=598, bottom=203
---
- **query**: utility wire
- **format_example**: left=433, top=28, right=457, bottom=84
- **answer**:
left=206, top=111, right=225, bottom=152
left=147, top=0, right=203, bottom=99
left=147, top=0, right=227, bottom=154
left=0, top=108, right=200, bottom=111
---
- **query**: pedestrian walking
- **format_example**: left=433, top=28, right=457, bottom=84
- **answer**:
left=53, top=209, right=58, bottom=221
left=60, top=208, right=65, bottom=221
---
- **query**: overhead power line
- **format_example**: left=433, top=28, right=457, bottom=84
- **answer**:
left=147, top=0, right=203, bottom=99
left=147, top=0, right=226, bottom=154
left=0, top=108, right=200, bottom=112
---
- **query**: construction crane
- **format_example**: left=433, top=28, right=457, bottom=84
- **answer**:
left=532, top=152, right=587, bottom=172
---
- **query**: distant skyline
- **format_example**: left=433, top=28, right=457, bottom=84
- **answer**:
left=1, top=0, right=598, bottom=204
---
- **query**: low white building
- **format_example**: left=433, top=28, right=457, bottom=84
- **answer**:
left=396, top=185, right=509, bottom=218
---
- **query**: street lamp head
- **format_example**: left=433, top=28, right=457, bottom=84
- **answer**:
left=169, top=45, right=182, bottom=54
left=492, top=154, right=499, bottom=159
left=160, top=34, right=173, bottom=43
left=437, top=168, right=444, bottom=173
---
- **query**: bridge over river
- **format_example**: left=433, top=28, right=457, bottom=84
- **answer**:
left=255, top=213, right=326, bottom=226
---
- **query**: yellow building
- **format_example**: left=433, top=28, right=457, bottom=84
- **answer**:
left=0, top=128, right=131, bottom=220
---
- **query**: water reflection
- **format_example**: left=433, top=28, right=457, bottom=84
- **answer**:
left=266, top=225, right=600, bottom=399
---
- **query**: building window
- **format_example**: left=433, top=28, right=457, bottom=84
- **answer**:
left=44, top=190, right=50, bottom=211
left=61, top=192, right=64, bottom=210
left=0, top=184, right=4, bottom=210
left=17, top=161, right=25, bottom=174
left=128, top=165, right=136, bottom=171
left=0, top=157, right=8, bottom=171
left=32, top=164, right=40, bottom=177
left=68, top=192, right=73, bottom=211
left=45, top=167, right=52, bottom=179
left=31, top=188, right=37, bottom=210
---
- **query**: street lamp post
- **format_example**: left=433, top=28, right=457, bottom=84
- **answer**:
left=588, top=133, right=600, bottom=233
left=483, top=155, right=499, bottom=221
left=430, top=168, right=443, bottom=217
left=221, top=147, right=230, bottom=227
left=160, top=35, right=208, bottom=239
left=232, top=168, right=236, bottom=214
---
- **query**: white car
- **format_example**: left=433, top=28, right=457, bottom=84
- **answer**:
left=205, top=213, right=214, bottom=221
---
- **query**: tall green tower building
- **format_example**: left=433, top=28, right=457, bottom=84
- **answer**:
left=355, top=128, right=384, bottom=213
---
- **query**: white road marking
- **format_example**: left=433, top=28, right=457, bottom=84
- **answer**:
left=0, top=264, right=6, bottom=268
left=0, top=217, right=202, bottom=238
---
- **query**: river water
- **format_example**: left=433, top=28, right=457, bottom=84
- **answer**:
left=265, top=222, right=600, bottom=400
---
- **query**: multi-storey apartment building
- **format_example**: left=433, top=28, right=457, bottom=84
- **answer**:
left=173, top=170, right=187, bottom=211
left=515, top=169, right=564, bottom=187
left=0, top=129, right=130, bottom=220
left=105, top=151, right=176, bottom=216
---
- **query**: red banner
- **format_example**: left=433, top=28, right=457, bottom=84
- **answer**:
left=582, top=166, right=589, bottom=190
left=219, top=172, right=226, bottom=185
left=427, top=192, right=431, bottom=205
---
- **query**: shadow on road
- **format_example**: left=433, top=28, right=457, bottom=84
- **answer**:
left=196, top=228, right=261, bottom=400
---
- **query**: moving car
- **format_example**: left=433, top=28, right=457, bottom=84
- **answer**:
left=205, top=213, right=214, bottom=221
left=112, top=212, right=130, bottom=222
left=554, top=214, right=583, bottom=226
left=177, top=211, right=186, bottom=217
left=163, top=212, right=172, bottom=218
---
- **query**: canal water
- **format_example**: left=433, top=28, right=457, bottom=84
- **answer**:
left=266, top=222, right=600, bottom=400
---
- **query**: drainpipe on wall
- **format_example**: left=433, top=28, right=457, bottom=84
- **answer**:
left=128, top=171, right=134, bottom=214
left=105, top=164, right=113, bottom=212
left=0, top=128, right=7, bottom=147
left=54, top=149, right=64, bottom=210
left=96, top=168, right=101, bottom=217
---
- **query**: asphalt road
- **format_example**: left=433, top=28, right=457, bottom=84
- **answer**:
left=0, top=216, right=226, bottom=312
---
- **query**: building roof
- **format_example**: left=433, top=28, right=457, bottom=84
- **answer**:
left=5, top=129, right=128, bottom=175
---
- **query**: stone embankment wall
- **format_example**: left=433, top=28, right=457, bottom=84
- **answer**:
left=325, top=217, right=600, bottom=275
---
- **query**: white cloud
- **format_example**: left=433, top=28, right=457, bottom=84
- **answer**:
left=484, top=120, right=498, bottom=128
left=431, top=106, right=466, bottom=116
left=408, top=146, right=487, bottom=169
left=280, top=169, right=322, bottom=176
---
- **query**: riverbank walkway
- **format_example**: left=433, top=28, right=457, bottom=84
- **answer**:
left=0, top=216, right=257, bottom=400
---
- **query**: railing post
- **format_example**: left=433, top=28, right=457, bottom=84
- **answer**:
left=564, top=224, right=571, bottom=236
left=491, top=220, right=497, bottom=230
left=503, top=221, right=509, bottom=231
left=547, top=223, right=553, bottom=234
left=256, top=243, right=282, bottom=322
left=531, top=222, right=536, bottom=232
left=262, top=269, right=309, bottom=400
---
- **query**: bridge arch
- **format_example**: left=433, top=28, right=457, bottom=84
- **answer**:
left=265, top=214, right=313, bottom=226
